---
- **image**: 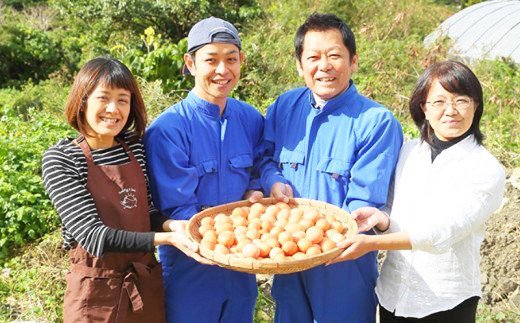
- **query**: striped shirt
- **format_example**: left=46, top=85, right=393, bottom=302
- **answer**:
left=42, top=132, right=158, bottom=257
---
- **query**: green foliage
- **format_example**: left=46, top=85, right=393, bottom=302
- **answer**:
left=47, top=0, right=262, bottom=73
left=112, top=27, right=193, bottom=93
left=0, top=107, right=74, bottom=264
left=0, top=77, right=70, bottom=116
left=0, top=24, right=64, bottom=87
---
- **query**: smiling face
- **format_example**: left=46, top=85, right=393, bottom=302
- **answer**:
left=423, top=80, right=476, bottom=141
left=184, top=42, right=244, bottom=110
left=297, top=29, right=358, bottom=100
left=84, top=84, right=131, bottom=149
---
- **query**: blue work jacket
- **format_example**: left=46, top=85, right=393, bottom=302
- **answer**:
left=145, top=91, right=264, bottom=220
left=261, top=82, right=403, bottom=212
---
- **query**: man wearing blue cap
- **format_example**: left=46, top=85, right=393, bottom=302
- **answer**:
left=145, top=17, right=263, bottom=323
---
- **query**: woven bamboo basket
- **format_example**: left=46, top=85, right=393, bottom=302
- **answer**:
left=187, top=197, right=357, bottom=274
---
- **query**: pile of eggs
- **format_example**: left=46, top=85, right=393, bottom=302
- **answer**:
left=197, top=202, right=349, bottom=261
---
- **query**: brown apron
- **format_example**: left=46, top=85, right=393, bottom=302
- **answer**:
left=63, top=136, right=166, bottom=323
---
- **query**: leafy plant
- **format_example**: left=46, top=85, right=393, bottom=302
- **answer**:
left=0, top=106, right=74, bottom=264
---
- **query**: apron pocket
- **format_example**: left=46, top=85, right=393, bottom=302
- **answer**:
left=84, top=276, right=122, bottom=321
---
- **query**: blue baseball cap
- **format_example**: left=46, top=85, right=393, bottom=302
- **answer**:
left=187, top=17, right=242, bottom=53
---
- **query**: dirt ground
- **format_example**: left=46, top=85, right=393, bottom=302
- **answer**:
left=480, top=167, right=520, bottom=313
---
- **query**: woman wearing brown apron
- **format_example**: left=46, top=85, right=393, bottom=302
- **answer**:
left=42, top=57, right=205, bottom=322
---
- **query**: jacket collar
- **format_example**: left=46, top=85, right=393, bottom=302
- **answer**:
left=307, top=80, right=358, bottom=114
left=187, top=91, right=224, bottom=118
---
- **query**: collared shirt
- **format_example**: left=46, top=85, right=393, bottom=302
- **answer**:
left=145, top=91, right=264, bottom=220
left=377, top=136, right=505, bottom=318
left=260, top=82, right=403, bottom=212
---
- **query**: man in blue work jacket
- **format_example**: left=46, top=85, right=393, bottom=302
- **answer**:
left=145, top=17, right=264, bottom=323
left=261, top=13, right=403, bottom=322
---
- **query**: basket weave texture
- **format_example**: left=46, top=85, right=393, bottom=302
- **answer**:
left=187, top=197, right=357, bottom=274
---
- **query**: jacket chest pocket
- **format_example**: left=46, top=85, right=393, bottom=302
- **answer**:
left=196, top=159, right=218, bottom=177
left=229, top=153, right=253, bottom=172
left=275, top=148, right=305, bottom=170
left=316, top=157, right=352, bottom=183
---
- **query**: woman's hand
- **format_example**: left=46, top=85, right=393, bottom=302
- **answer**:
left=159, top=220, right=214, bottom=265
left=351, top=207, right=390, bottom=232
left=243, top=190, right=264, bottom=203
left=326, top=234, right=375, bottom=265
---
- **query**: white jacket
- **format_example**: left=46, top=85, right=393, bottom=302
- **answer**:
left=376, top=135, right=505, bottom=318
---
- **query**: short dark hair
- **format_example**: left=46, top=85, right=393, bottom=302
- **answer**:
left=409, top=60, right=484, bottom=145
left=294, top=13, right=356, bottom=62
left=65, top=57, right=148, bottom=138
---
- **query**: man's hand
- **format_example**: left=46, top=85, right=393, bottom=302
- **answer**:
left=351, top=207, right=390, bottom=232
left=243, top=190, right=264, bottom=203
left=270, top=182, right=293, bottom=203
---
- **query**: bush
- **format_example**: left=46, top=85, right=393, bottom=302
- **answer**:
left=0, top=24, right=64, bottom=87
left=112, top=27, right=193, bottom=93
left=0, top=106, right=74, bottom=264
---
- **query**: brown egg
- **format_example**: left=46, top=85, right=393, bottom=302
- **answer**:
left=248, top=221, right=262, bottom=231
left=231, top=207, right=247, bottom=219
left=292, top=252, right=307, bottom=260
left=261, top=220, right=274, bottom=232
left=274, top=219, right=288, bottom=228
left=214, top=244, right=230, bottom=255
left=250, top=202, right=265, bottom=214
left=234, top=225, right=248, bottom=236
left=235, top=233, right=246, bottom=241
left=281, top=241, right=298, bottom=256
left=232, top=216, right=248, bottom=227
left=325, top=214, right=336, bottom=223
left=315, top=218, right=330, bottom=231
left=265, top=237, right=280, bottom=249
left=330, top=233, right=345, bottom=244
left=217, top=231, right=235, bottom=248
left=321, top=239, right=337, bottom=252
left=291, top=230, right=306, bottom=242
left=325, top=228, right=337, bottom=239
left=200, top=217, right=215, bottom=227
left=277, top=209, right=291, bottom=221
left=245, top=228, right=260, bottom=240
left=277, top=231, right=293, bottom=244
left=330, top=221, right=344, bottom=233
left=270, top=226, right=284, bottom=238
left=305, top=226, right=324, bottom=244
left=215, top=222, right=234, bottom=235
left=285, top=221, right=303, bottom=234
left=269, top=246, right=284, bottom=257
left=214, top=213, right=232, bottom=224
left=200, top=239, right=216, bottom=251
left=303, top=208, right=320, bottom=224
left=242, top=243, right=261, bottom=258
left=289, top=207, right=304, bottom=219
left=297, top=238, right=312, bottom=253
left=306, top=245, right=321, bottom=256
left=276, top=202, right=291, bottom=210
left=198, top=224, right=213, bottom=236
left=265, top=205, right=282, bottom=218
left=253, top=240, right=272, bottom=258
left=299, top=218, right=314, bottom=231
left=260, top=232, right=273, bottom=242
left=235, top=238, right=252, bottom=252
left=260, top=213, right=277, bottom=224
left=202, top=230, right=218, bottom=243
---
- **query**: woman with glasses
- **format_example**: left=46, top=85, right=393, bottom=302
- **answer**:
left=330, top=60, right=505, bottom=322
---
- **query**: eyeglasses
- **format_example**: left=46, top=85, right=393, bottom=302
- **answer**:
left=425, top=97, right=473, bottom=112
